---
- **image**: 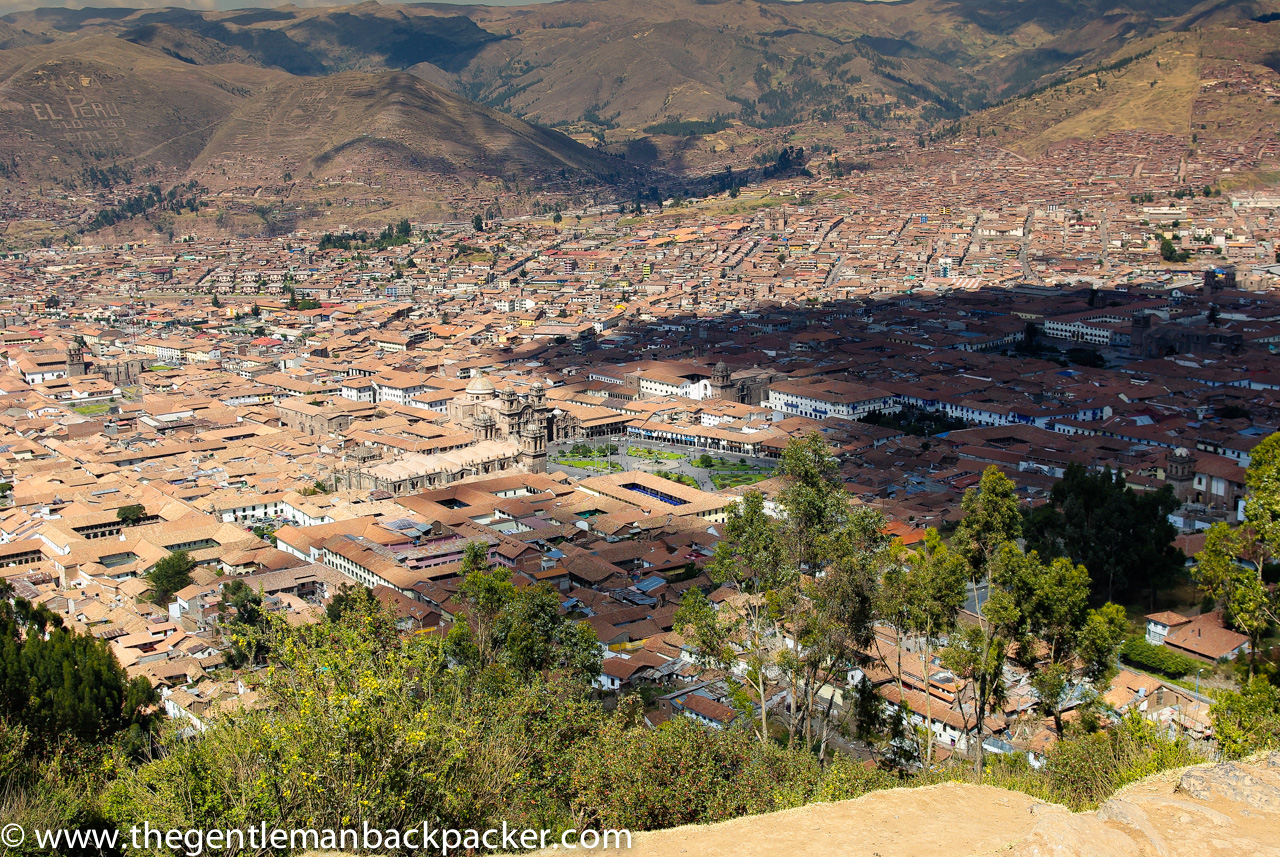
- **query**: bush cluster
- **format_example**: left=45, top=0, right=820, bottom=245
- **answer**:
left=1118, top=637, right=1199, bottom=679
left=985, top=714, right=1201, bottom=811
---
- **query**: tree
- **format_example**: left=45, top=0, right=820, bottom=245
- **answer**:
left=1217, top=404, right=1251, bottom=421
left=0, top=582, right=155, bottom=748
left=1211, top=676, right=1280, bottom=759
left=553, top=212, right=563, bottom=225
left=219, top=580, right=270, bottom=667
left=1209, top=432, right=1280, bottom=676
left=448, top=542, right=511, bottom=670
left=875, top=528, right=967, bottom=766
left=779, top=504, right=892, bottom=756
left=1160, top=236, right=1189, bottom=263
left=679, top=489, right=792, bottom=743
left=496, top=584, right=601, bottom=679
left=148, top=550, right=195, bottom=605
left=777, top=432, right=849, bottom=569
left=116, top=504, right=146, bottom=527
left=1005, top=551, right=1126, bottom=734
left=1243, top=432, right=1280, bottom=566
left=45, top=294, right=59, bottom=309
left=952, top=465, right=1022, bottom=588
left=1024, top=464, right=1181, bottom=603
left=211, top=294, right=222, bottom=309
left=326, top=582, right=370, bottom=623
left=1207, top=303, right=1220, bottom=327
left=446, top=541, right=600, bottom=682
left=473, top=214, right=484, bottom=231
left=1017, top=321, right=1041, bottom=354
left=944, top=467, right=1022, bottom=776
left=942, top=549, right=1018, bottom=777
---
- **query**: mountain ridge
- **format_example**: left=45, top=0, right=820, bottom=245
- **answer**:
left=0, top=33, right=636, bottom=229
left=5, top=0, right=1278, bottom=136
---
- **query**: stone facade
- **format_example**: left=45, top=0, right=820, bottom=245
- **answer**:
left=448, top=375, right=556, bottom=453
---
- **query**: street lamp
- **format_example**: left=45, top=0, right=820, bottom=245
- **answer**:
left=1195, top=668, right=1204, bottom=699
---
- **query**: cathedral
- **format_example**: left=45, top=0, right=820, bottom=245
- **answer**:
left=447, top=375, right=552, bottom=472
left=710, top=360, right=783, bottom=405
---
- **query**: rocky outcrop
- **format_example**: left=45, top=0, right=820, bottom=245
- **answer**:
left=575, top=753, right=1280, bottom=857
left=1010, top=752, right=1280, bottom=857
left=1176, top=756, right=1280, bottom=811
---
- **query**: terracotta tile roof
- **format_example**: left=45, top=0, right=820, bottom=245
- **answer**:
left=1164, top=611, right=1248, bottom=661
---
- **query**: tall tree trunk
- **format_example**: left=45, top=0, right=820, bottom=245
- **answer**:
left=757, top=672, right=769, bottom=743
left=972, top=673, right=988, bottom=780
left=817, top=691, right=838, bottom=765
left=922, top=641, right=935, bottom=768
left=802, top=668, right=816, bottom=749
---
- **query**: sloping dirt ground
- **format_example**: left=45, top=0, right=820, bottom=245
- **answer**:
left=557, top=752, right=1280, bottom=857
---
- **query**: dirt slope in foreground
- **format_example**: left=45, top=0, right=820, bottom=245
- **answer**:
left=562, top=753, right=1280, bottom=857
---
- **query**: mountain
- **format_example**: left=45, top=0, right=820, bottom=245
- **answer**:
left=119, top=22, right=266, bottom=68
left=0, top=3, right=504, bottom=77
left=0, top=35, right=633, bottom=208
left=0, top=35, right=262, bottom=184
left=2, top=0, right=1279, bottom=229
left=189, top=68, right=636, bottom=192
left=4, top=0, right=1278, bottom=140
left=959, top=19, right=1280, bottom=158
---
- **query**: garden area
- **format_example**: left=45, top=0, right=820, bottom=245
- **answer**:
left=653, top=470, right=700, bottom=488
left=554, top=442, right=622, bottom=473
left=628, top=446, right=685, bottom=461
left=691, top=453, right=776, bottom=490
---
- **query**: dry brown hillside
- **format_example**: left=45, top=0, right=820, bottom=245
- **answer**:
left=6, top=0, right=1280, bottom=136
left=970, top=22, right=1280, bottom=158
left=0, top=35, right=630, bottom=205
left=560, top=753, right=1280, bottom=857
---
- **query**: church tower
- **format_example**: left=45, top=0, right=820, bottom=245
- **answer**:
left=473, top=411, right=497, bottom=442
left=711, top=360, right=735, bottom=401
left=517, top=421, right=547, bottom=474
left=1166, top=447, right=1196, bottom=504
left=66, top=338, right=88, bottom=377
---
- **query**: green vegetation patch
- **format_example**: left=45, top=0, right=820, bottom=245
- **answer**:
left=628, top=446, right=684, bottom=460
left=711, top=472, right=773, bottom=490
left=555, top=457, right=622, bottom=473
left=1118, top=637, right=1199, bottom=679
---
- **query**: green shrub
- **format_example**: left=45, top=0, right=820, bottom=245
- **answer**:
left=1211, top=677, right=1280, bottom=759
left=986, top=714, right=1202, bottom=811
left=569, top=716, right=912, bottom=828
left=570, top=715, right=819, bottom=828
left=1119, top=636, right=1199, bottom=679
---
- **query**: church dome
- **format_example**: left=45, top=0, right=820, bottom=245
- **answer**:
left=466, top=375, right=496, bottom=396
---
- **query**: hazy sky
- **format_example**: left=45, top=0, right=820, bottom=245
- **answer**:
left=0, top=0, right=551, bottom=15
